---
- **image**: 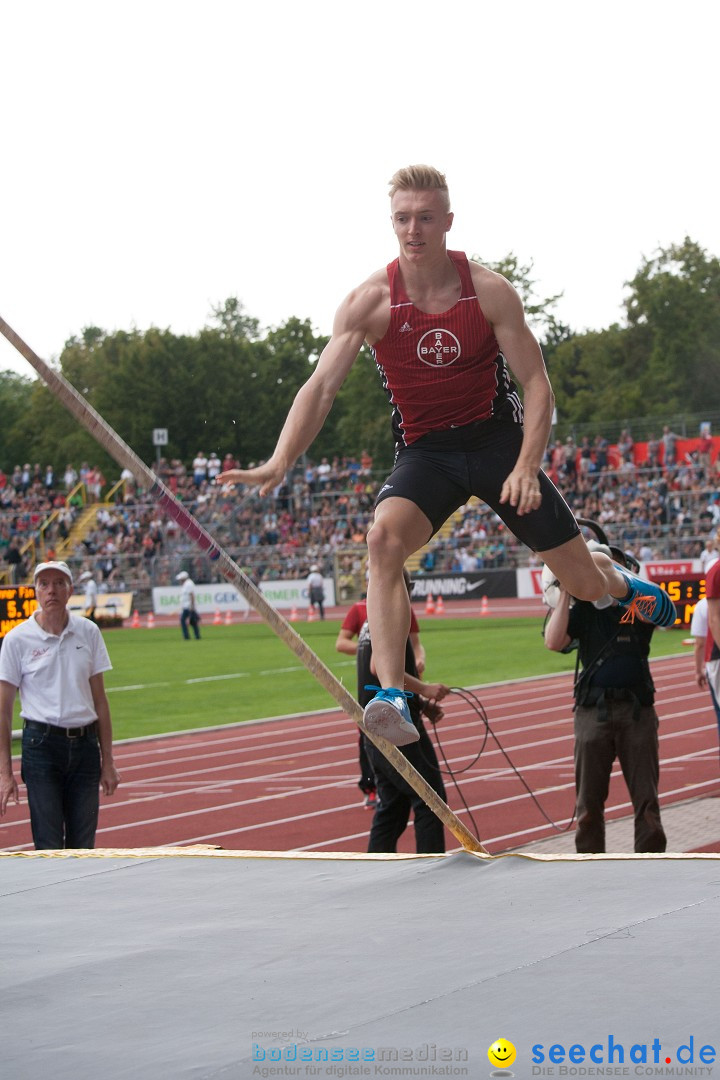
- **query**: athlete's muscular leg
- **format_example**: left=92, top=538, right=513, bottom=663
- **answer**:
left=540, top=534, right=632, bottom=601
left=365, top=497, right=433, bottom=690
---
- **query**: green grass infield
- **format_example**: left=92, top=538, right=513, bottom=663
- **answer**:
left=8, top=615, right=690, bottom=741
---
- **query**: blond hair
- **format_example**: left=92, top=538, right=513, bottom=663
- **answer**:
left=388, top=165, right=450, bottom=211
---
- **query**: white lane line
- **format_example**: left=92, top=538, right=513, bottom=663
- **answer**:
left=106, top=659, right=355, bottom=694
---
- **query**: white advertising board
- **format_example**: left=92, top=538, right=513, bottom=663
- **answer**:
left=152, top=577, right=336, bottom=615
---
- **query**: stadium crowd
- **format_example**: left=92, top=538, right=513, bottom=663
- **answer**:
left=1, top=433, right=719, bottom=595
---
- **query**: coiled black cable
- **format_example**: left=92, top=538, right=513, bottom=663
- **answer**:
left=423, top=686, right=576, bottom=838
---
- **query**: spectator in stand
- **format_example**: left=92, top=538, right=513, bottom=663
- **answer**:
left=594, top=435, right=609, bottom=472
left=316, top=457, right=332, bottom=488
left=86, top=465, right=104, bottom=503
left=19, top=464, right=32, bottom=495
left=360, top=449, right=373, bottom=476
left=550, top=439, right=565, bottom=481
left=207, top=453, right=222, bottom=483
left=6, top=540, right=24, bottom=584
left=64, top=463, right=78, bottom=491
left=420, top=548, right=437, bottom=573
left=578, top=437, right=594, bottom=478
left=459, top=546, right=478, bottom=572
left=698, top=427, right=714, bottom=476
left=192, top=452, right=208, bottom=487
left=638, top=542, right=654, bottom=563
left=661, top=426, right=679, bottom=474
left=700, top=530, right=720, bottom=574
left=618, top=429, right=634, bottom=465
left=645, top=434, right=661, bottom=472
left=705, top=496, right=720, bottom=528
left=120, top=466, right=136, bottom=502
left=563, top=436, right=577, bottom=482
left=303, top=462, right=316, bottom=492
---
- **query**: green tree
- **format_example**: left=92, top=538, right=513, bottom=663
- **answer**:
left=0, top=372, right=35, bottom=473
left=623, top=237, right=720, bottom=416
left=332, top=348, right=396, bottom=471
left=473, top=251, right=571, bottom=348
left=21, top=327, right=120, bottom=476
left=547, top=238, right=720, bottom=429
left=209, top=297, right=260, bottom=342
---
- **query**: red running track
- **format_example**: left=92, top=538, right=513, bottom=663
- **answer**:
left=2, top=654, right=718, bottom=855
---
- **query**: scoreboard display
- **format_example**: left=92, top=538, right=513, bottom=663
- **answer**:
left=651, top=575, right=706, bottom=628
left=0, top=585, right=38, bottom=640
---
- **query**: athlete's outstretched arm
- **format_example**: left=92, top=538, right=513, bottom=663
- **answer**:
left=217, top=286, right=381, bottom=496
left=473, top=266, right=555, bottom=516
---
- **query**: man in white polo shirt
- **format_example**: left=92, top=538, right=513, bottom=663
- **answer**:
left=0, top=561, right=120, bottom=849
left=79, top=569, right=98, bottom=623
left=176, top=570, right=201, bottom=640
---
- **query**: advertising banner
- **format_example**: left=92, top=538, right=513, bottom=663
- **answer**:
left=152, top=577, right=336, bottom=615
left=411, top=571, right=516, bottom=600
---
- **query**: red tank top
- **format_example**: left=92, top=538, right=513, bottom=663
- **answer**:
left=370, top=250, right=522, bottom=446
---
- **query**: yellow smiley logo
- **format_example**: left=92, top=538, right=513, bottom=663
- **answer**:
left=488, top=1038, right=517, bottom=1069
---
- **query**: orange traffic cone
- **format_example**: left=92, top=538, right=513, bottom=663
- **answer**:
left=224, top=609, right=233, bottom=626
left=435, top=595, right=445, bottom=615
left=425, top=592, right=435, bottom=615
left=307, top=605, right=317, bottom=622
left=131, top=609, right=140, bottom=629
left=480, top=595, right=489, bottom=616
left=289, top=606, right=299, bottom=622
left=213, top=609, right=222, bottom=626
left=146, top=612, right=155, bottom=629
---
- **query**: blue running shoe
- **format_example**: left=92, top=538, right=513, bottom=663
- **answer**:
left=615, top=567, right=677, bottom=628
left=363, top=687, right=419, bottom=746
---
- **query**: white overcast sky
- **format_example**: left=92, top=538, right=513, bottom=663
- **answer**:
left=1, top=0, right=717, bottom=378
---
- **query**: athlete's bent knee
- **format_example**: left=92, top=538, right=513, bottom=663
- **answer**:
left=366, top=517, right=409, bottom=566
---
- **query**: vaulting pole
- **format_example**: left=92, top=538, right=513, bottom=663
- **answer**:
left=0, top=316, right=486, bottom=853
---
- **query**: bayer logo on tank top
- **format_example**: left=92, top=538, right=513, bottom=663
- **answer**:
left=417, top=329, right=461, bottom=366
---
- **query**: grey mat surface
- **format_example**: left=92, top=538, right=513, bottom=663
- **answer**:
left=2, top=851, right=719, bottom=1079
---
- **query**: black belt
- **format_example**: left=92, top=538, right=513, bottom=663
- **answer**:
left=24, top=720, right=98, bottom=739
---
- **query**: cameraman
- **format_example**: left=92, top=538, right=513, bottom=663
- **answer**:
left=543, top=543, right=667, bottom=854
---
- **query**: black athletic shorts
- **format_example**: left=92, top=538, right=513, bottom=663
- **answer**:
left=374, top=418, right=580, bottom=553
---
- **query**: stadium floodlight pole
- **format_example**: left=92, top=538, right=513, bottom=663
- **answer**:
left=0, top=315, right=487, bottom=855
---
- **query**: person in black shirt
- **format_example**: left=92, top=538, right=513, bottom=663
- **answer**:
left=544, top=547, right=666, bottom=854
left=357, top=571, right=450, bottom=853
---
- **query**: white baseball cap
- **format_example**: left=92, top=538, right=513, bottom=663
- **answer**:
left=176, top=571, right=189, bottom=581
left=34, top=561, right=73, bottom=584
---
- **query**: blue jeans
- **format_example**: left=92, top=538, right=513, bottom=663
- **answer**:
left=21, top=724, right=101, bottom=849
left=181, top=608, right=201, bottom=639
